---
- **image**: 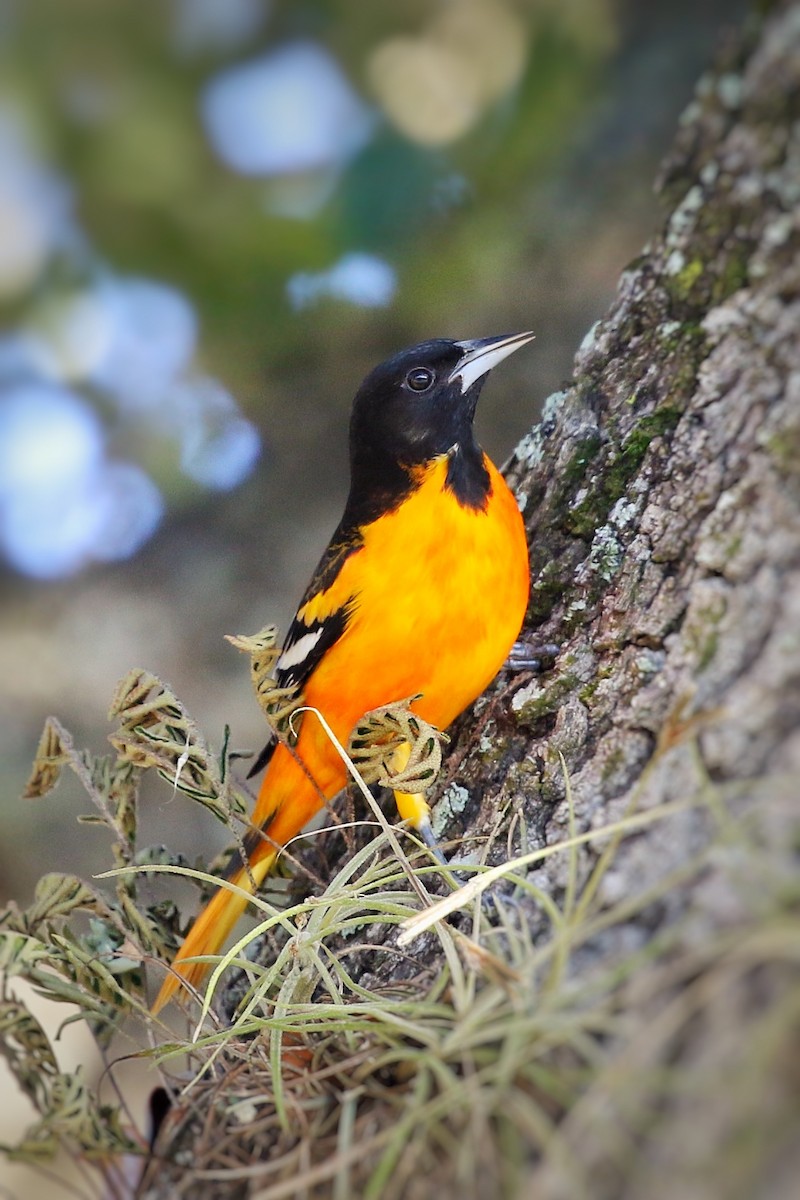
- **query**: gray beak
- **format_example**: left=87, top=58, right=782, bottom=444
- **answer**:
left=449, top=331, right=535, bottom=393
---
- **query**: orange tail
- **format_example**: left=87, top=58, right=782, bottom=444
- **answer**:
left=151, top=851, right=276, bottom=1014
left=152, top=723, right=347, bottom=1014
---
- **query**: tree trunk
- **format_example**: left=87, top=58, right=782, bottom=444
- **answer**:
left=142, top=4, right=800, bottom=1196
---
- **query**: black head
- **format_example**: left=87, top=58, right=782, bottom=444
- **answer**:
left=346, top=332, right=533, bottom=518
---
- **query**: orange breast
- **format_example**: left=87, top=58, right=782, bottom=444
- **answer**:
left=304, top=453, right=529, bottom=736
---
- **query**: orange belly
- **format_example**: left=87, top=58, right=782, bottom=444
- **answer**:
left=260, top=452, right=529, bottom=826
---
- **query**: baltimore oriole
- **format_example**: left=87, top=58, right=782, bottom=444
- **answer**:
left=153, top=331, right=533, bottom=1012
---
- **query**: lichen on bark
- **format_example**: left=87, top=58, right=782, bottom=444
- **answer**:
left=483, top=0, right=800, bottom=918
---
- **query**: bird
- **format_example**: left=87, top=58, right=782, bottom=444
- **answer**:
left=152, top=331, right=534, bottom=1013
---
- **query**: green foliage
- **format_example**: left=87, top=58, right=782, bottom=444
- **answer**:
left=0, top=1003, right=138, bottom=1162
left=0, top=670, right=253, bottom=1173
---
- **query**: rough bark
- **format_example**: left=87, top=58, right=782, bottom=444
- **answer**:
left=452, top=0, right=800, bottom=963
left=141, top=3, right=800, bottom=1196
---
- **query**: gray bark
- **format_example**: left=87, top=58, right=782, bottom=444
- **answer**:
left=467, top=0, right=800, bottom=965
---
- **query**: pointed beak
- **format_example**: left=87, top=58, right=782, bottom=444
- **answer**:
left=449, top=330, right=535, bottom=393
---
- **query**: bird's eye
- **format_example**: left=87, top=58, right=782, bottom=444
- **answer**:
left=405, top=367, right=435, bottom=392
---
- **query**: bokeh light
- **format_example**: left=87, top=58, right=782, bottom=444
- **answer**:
left=367, top=0, right=528, bottom=146
left=0, top=104, right=262, bottom=579
left=201, top=41, right=375, bottom=177
left=286, top=252, right=397, bottom=311
left=0, top=384, right=163, bottom=578
left=0, top=262, right=262, bottom=577
left=83, top=277, right=198, bottom=406
left=28, top=277, right=198, bottom=404
left=0, top=383, right=102, bottom=502
left=0, top=106, right=73, bottom=299
left=172, top=375, right=261, bottom=490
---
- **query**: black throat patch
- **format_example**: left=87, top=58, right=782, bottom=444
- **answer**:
left=444, top=442, right=492, bottom=511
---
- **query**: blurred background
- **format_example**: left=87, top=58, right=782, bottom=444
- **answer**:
left=0, top=0, right=748, bottom=908
left=0, top=2, right=752, bottom=1190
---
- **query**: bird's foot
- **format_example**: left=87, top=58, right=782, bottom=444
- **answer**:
left=504, top=640, right=560, bottom=673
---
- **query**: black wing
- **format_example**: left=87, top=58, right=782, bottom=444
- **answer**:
left=246, top=528, right=361, bottom=779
